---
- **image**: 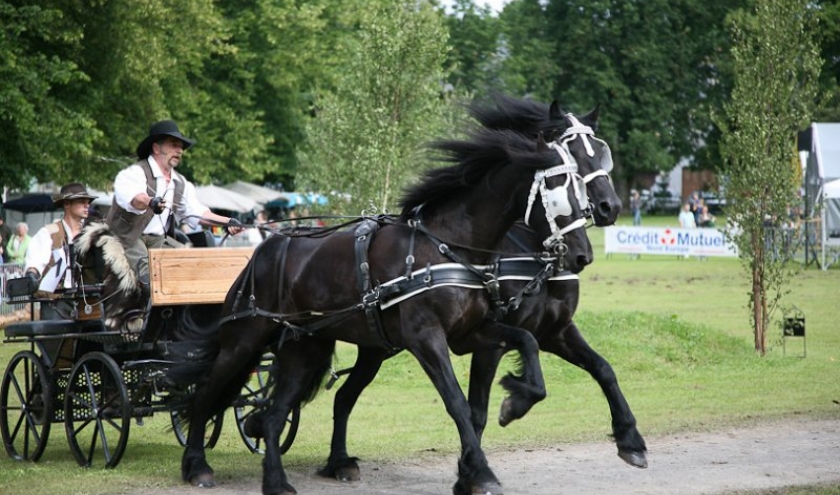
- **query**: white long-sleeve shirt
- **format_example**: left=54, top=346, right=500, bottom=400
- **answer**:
left=24, top=220, right=74, bottom=290
left=112, top=156, right=208, bottom=235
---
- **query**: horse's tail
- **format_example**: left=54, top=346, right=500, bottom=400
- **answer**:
left=169, top=350, right=261, bottom=433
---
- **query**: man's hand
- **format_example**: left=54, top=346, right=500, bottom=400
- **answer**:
left=226, top=218, right=245, bottom=236
left=24, top=271, right=40, bottom=294
left=149, top=197, right=166, bottom=214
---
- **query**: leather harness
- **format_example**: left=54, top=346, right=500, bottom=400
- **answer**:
left=222, top=216, right=575, bottom=352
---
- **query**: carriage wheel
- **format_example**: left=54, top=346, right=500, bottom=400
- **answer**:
left=169, top=400, right=224, bottom=449
left=234, top=357, right=300, bottom=454
left=64, top=352, right=130, bottom=468
left=1, top=351, right=53, bottom=462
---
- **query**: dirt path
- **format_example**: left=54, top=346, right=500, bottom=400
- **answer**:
left=139, top=418, right=840, bottom=495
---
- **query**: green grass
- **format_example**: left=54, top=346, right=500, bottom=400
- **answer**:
left=1, top=213, right=838, bottom=494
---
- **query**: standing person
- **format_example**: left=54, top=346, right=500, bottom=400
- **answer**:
left=629, top=189, right=642, bottom=226
left=0, top=216, right=12, bottom=263
left=23, top=183, right=97, bottom=315
left=678, top=203, right=696, bottom=228
left=6, top=222, right=32, bottom=265
left=107, top=120, right=242, bottom=288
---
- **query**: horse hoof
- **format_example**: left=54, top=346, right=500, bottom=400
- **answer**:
left=335, top=464, right=361, bottom=482
left=498, top=397, right=514, bottom=427
left=190, top=472, right=216, bottom=488
left=472, top=482, right=504, bottom=495
left=618, top=449, right=648, bottom=468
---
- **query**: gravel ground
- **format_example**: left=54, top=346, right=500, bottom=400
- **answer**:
left=134, top=418, right=840, bottom=495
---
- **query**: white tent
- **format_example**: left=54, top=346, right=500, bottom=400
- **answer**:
left=222, top=181, right=283, bottom=205
left=802, top=123, right=840, bottom=269
left=195, top=185, right=258, bottom=213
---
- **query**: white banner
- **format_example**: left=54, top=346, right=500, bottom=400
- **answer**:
left=604, top=226, right=738, bottom=257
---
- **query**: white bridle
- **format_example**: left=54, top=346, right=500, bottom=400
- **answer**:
left=524, top=145, right=588, bottom=253
left=558, top=114, right=614, bottom=185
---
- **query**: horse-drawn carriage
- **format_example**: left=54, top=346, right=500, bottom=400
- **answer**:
left=5, top=96, right=647, bottom=495
left=0, top=242, right=298, bottom=468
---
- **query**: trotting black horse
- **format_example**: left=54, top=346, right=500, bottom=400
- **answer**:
left=179, top=128, right=593, bottom=495
left=313, top=97, right=646, bottom=483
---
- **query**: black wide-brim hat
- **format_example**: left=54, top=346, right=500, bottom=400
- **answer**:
left=136, top=120, right=196, bottom=158
left=52, top=183, right=98, bottom=206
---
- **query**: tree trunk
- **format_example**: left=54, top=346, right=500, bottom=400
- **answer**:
left=752, top=231, right=766, bottom=355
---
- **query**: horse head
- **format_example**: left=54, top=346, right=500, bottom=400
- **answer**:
left=548, top=100, right=621, bottom=226
left=75, top=222, right=147, bottom=333
left=469, top=94, right=621, bottom=226
left=522, top=132, right=593, bottom=273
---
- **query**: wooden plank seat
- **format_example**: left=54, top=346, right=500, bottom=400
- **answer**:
left=149, top=247, right=256, bottom=306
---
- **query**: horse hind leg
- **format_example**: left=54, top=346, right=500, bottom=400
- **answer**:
left=541, top=321, right=648, bottom=468
left=319, top=346, right=391, bottom=482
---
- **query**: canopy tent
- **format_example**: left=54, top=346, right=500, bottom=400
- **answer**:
left=2, top=194, right=56, bottom=214
left=195, top=185, right=258, bottom=214
left=264, top=192, right=328, bottom=209
left=800, top=122, right=840, bottom=269
left=222, top=181, right=283, bottom=205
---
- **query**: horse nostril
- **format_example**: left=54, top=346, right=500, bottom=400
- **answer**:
left=577, top=254, right=592, bottom=269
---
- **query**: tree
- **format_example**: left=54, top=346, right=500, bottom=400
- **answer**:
left=715, top=0, right=821, bottom=355
left=0, top=2, right=99, bottom=191
left=298, top=0, right=457, bottom=216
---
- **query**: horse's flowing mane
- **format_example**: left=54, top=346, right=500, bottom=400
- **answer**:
left=398, top=128, right=559, bottom=219
left=469, top=94, right=557, bottom=135
left=469, top=93, right=598, bottom=139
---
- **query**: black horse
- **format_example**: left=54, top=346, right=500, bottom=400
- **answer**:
left=315, top=98, right=646, bottom=483
left=180, top=128, right=593, bottom=495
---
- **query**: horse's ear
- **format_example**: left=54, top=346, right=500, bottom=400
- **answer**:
left=582, top=104, right=601, bottom=129
left=549, top=100, right=563, bottom=120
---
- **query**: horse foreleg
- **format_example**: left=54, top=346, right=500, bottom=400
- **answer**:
left=319, top=346, right=391, bottom=481
left=541, top=321, right=648, bottom=468
left=451, top=320, right=546, bottom=427
left=408, top=333, right=503, bottom=495
left=262, top=339, right=335, bottom=495
left=467, top=349, right=504, bottom=441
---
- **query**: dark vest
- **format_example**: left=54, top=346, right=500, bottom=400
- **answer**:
left=106, top=159, right=185, bottom=246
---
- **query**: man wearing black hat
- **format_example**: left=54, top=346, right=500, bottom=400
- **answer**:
left=107, top=120, right=242, bottom=287
left=24, top=183, right=97, bottom=304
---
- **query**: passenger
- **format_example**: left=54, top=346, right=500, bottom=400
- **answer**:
left=23, top=183, right=97, bottom=317
left=107, top=120, right=243, bottom=292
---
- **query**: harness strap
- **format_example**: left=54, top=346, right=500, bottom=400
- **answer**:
left=354, top=219, right=399, bottom=351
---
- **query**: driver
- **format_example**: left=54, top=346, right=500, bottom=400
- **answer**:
left=107, top=120, right=243, bottom=293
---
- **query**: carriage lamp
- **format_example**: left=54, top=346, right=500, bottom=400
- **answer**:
left=782, top=306, right=806, bottom=357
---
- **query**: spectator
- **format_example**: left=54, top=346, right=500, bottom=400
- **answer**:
left=698, top=205, right=716, bottom=228
left=6, top=222, right=31, bottom=264
left=678, top=203, right=696, bottom=228
left=629, top=189, right=642, bottom=226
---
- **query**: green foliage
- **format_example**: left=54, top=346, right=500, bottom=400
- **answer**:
left=297, top=0, right=455, bottom=215
left=715, top=0, right=822, bottom=354
left=0, top=2, right=99, bottom=189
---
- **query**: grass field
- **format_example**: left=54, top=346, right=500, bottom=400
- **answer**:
left=0, top=214, right=838, bottom=495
